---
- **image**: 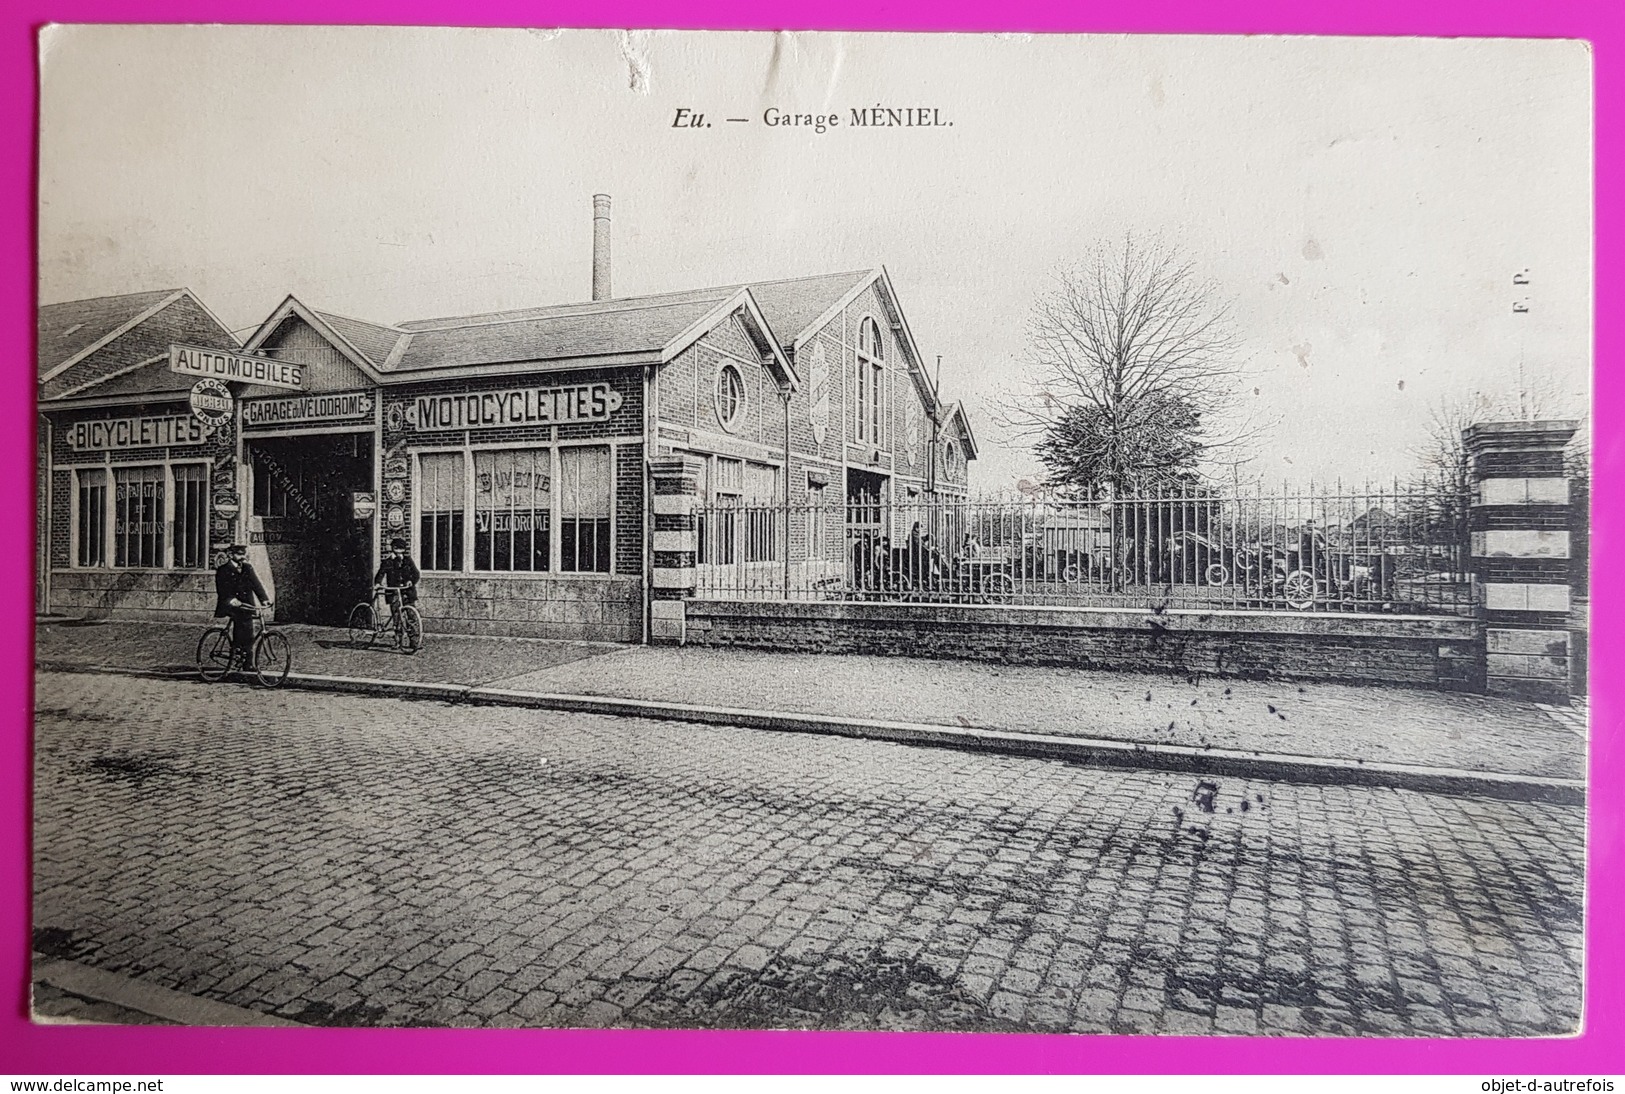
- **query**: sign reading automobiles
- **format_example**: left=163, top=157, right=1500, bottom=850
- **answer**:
left=170, top=344, right=305, bottom=391
left=189, top=379, right=233, bottom=429
left=406, top=383, right=623, bottom=430
left=807, top=342, right=830, bottom=448
left=243, top=390, right=374, bottom=428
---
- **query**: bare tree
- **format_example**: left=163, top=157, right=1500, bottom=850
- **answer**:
left=1411, top=374, right=1582, bottom=489
left=1406, top=380, right=1587, bottom=566
left=996, top=236, right=1249, bottom=495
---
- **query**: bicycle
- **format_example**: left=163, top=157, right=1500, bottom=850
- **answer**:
left=196, top=606, right=292, bottom=688
left=347, top=586, right=423, bottom=652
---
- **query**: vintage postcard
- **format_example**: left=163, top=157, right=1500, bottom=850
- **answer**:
left=33, top=27, right=1591, bottom=1035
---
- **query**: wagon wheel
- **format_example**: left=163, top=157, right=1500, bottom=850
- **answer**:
left=1204, top=562, right=1230, bottom=587
left=1282, top=569, right=1319, bottom=611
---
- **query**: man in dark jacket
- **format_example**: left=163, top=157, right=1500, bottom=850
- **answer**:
left=215, top=544, right=272, bottom=660
left=374, top=537, right=420, bottom=607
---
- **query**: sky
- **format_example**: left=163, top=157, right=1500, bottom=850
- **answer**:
left=38, top=28, right=1592, bottom=491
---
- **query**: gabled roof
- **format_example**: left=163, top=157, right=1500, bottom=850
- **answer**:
left=38, top=288, right=240, bottom=401
left=241, top=296, right=389, bottom=382
left=943, top=401, right=979, bottom=461
left=39, top=289, right=185, bottom=380
left=236, top=284, right=800, bottom=388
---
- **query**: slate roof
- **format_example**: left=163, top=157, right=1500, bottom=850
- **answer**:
left=372, top=269, right=878, bottom=373
left=315, top=311, right=408, bottom=369
left=388, top=296, right=728, bottom=373
left=37, top=289, right=181, bottom=377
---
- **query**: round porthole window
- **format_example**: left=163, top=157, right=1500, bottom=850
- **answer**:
left=716, top=363, right=745, bottom=431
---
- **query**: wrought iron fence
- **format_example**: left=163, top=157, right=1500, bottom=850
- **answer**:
left=693, top=483, right=1474, bottom=616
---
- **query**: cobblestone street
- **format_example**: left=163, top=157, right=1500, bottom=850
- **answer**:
left=33, top=670, right=1585, bottom=1035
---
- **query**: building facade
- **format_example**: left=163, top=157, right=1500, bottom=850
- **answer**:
left=36, top=199, right=977, bottom=641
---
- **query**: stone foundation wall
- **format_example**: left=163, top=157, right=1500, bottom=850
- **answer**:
left=685, top=600, right=1483, bottom=690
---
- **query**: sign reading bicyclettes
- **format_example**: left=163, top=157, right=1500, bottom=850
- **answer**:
left=402, top=383, right=624, bottom=431
left=169, top=343, right=305, bottom=391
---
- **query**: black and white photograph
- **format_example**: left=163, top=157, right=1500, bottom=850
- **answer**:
left=32, top=27, right=1591, bottom=1035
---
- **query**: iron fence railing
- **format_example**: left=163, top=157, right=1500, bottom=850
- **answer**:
left=692, top=484, right=1475, bottom=616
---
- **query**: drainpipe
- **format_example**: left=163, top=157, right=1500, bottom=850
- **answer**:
left=643, top=361, right=657, bottom=643
left=782, top=386, right=792, bottom=598
left=39, top=413, right=51, bottom=616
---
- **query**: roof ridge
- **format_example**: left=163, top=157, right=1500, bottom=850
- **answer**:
left=315, top=308, right=406, bottom=333
left=396, top=268, right=878, bottom=332
left=398, top=293, right=737, bottom=333
left=39, top=287, right=185, bottom=311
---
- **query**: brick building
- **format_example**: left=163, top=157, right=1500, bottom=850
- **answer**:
left=36, top=197, right=976, bottom=641
left=37, top=288, right=242, bottom=622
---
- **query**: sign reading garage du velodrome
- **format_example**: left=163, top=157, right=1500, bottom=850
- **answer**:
left=402, top=383, right=625, bottom=431
left=242, top=390, right=375, bottom=428
left=169, top=343, right=305, bottom=391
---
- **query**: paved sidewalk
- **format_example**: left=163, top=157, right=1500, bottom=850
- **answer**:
left=35, top=619, right=1583, bottom=782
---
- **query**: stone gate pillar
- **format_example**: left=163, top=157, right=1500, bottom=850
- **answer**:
left=649, top=456, right=702, bottom=644
left=1464, top=420, right=1579, bottom=704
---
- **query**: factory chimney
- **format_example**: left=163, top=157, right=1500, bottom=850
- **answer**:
left=592, top=194, right=612, bottom=301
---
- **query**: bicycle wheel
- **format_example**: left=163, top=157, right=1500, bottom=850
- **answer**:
left=985, top=572, right=1016, bottom=598
left=253, top=630, right=292, bottom=688
left=347, top=602, right=375, bottom=648
left=196, top=627, right=235, bottom=683
left=399, top=605, right=423, bottom=652
left=1282, top=569, right=1319, bottom=611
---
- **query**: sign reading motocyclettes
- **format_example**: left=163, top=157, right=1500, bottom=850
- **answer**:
left=66, top=415, right=208, bottom=451
left=169, top=343, right=305, bottom=391
left=405, top=383, right=624, bottom=431
left=242, top=390, right=374, bottom=428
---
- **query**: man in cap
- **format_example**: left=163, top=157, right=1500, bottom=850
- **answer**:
left=215, top=544, right=272, bottom=664
left=373, top=537, right=421, bottom=622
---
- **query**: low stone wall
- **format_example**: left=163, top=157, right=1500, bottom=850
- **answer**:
left=48, top=570, right=216, bottom=624
left=684, top=599, right=1483, bottom=691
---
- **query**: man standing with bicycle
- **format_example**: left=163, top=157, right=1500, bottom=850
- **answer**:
left=374, top=537, right=420, bottom=621
left=215, top=544, right=272, bottom=665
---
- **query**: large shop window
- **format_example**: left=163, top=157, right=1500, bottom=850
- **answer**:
left=419, top=452, right=465, bottom=572
left=171, top=464, right=210, bottom=569
left=744, top=462, right=779, bottom=563
left=75, top=468, right=107, bottom=568
left=72, top=462, right=209, bottom=571
left=560, top=446, right=613, bottom=573
left=474, top=448, right=551, bottom=573
left=114, top=466, right=166, bottom=567
left=702, top=457, right=743, bottom=566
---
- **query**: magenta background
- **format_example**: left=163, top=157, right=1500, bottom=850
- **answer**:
left=2, top=0, right=1618, bottom=1075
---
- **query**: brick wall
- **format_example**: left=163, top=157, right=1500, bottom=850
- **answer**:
left=43, top=399, right=240, bottom=618
left=684, top=600, right=1483, bottom=691
left=43, top=294, right=237, bottom=400
left=378, top=365, right=646, bottom=641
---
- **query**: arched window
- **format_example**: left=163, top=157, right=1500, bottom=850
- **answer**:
left=943, top=441, right=958, bottom=480
left=855, top=317, right=884, bottom=444
left=716, top=363, right=745, bottom=431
